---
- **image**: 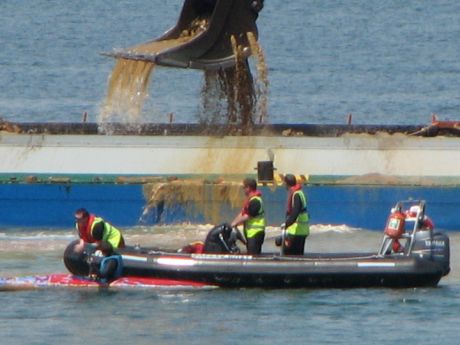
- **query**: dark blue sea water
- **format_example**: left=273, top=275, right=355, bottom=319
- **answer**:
left=1, top=283, right=459, bottom=345
left=1, top=0, right=459, bottom=125
left=1, top=1, right=460, bottom=344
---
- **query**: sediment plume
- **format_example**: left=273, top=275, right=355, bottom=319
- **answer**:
left=100, top=17, right=269, bottom=132
left=100, top=59, right=155, bottom=126
left=199, top=35, right=256, bottom=130
left=247, top=32, right=269, bottom=124
left=199, top=64, right=255, bottom=129
left=100, top=18, right=208, bottom=127
left=142, top=180, right=244, bottom=224
left=199, top=33, right=269, bottom=131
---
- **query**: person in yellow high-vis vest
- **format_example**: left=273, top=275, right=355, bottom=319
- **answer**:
left=74, top=208, right=125, bottom=281
left=74, top=208, right=125, bottom=254
left=231, top=178, right=266, bottom=254
left=282, top=174, right=309, bottom=255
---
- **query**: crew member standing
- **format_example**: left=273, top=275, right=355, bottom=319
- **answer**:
left=231, top=177, right=266, bottom=254
left=282, top=174, right=309, bottom=255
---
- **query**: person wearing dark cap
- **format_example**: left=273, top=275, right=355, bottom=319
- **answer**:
left=231, top=177, right=266, bottom=254
left=74, top=208, right=125, bottom=281
left=281, top=174, right=309, bottom=255
left=74, top=208, right=125, bottom=253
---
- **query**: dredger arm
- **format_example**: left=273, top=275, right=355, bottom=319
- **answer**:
left=103, top=0, right=264, bottom=70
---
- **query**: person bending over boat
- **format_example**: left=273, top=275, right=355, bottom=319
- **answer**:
left=177, top=223, right=246, bottom=254
left=203, top=223, right=246, bottom=253
left=231, top=177, right=266, bottom=254
left=73, top=208, right=125, bottom=281
left=280, top=174, right=309, bottom=255
left=178, top=224, right=246, bottom=254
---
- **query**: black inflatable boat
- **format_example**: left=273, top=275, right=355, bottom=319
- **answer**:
left=64, top=200, right=450, bottom=288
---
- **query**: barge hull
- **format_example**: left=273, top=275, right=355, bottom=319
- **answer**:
left=2, top=123, right=460, bottom=230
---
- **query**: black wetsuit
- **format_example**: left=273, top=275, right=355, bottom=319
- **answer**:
left=204, top=223, right=242, bottom=253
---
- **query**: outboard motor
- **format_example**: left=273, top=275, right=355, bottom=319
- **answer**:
left=411, top=231, right=451, bottom=276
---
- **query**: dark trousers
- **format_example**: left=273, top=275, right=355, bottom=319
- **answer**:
left=284, top=234, right=306, bottom=255
left=247, top=232, right=265, bottom=254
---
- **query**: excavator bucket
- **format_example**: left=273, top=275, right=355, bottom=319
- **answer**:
left=104, top=0, right=264, bottom=70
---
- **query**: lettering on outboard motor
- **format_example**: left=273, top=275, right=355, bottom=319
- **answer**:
left=413, top=232, right=450, bottom=276
left=424, top=239, right=445, bottom=248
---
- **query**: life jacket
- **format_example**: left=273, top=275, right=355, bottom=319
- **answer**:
left=286, top=185, right=309, bottom=236
left=76, top=215, right=124, bottom=249
left=422, top=217, right=434, bottom=230
left=179, top=241, right=205, bottom=254
left=242, top=190, right=265, bottom=238
left=77, top=214, right=97, bottom=243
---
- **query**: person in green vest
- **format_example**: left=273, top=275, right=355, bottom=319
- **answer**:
left=74, top=208, right=125, bottom=254
left=281, top=174, right=309, bottom=255
left=74, top=208, right=125, bottom=281
left=231, top=177, right=266, bottom=254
